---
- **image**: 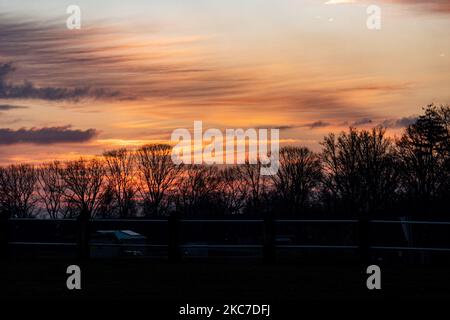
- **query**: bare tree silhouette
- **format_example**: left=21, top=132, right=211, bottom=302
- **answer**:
left=217, top=167, right=248, bottom=215
left=397, top=104, right=450, bottom=213
left=321, top=127, right=397, bottom=215
left=272, top=146, right=322, bottom=215
left=236, top=161, right=267, bottom=215
left=175, top=165, right=219, bottom=216
left=61, top=158, right=105, bottom=218
left=321, top=128, right=363, bottom=215
left=0, top=164, right=38, bottom=218
left=37, top=161, right=65, bottom=219
left=357, top=127, right=398, bottom=214
left=136, top=144, right=182, bottom=216
left=103, top=148, right=136, bottom=218
left=1, top=104, right=448, bottom=220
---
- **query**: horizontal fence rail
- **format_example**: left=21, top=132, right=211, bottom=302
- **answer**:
left=3, top=217, right=450, bottom=262
left=370, top=220, right=450, bottom=225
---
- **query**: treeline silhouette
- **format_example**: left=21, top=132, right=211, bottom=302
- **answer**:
left=0, top=104, right=449, bottom=219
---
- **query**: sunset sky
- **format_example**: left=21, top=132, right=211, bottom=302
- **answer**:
left=0, top=0, right=448, bottom=164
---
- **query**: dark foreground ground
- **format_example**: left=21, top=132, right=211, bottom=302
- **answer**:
left=3, top=259, right=450, bottom=302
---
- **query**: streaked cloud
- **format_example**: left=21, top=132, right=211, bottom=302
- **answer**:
left=303, top=121, right=331, bottom=129
left=0, top=126, right=98, bottom=145
left=0, top=1, right=447, bottom=164
left=0, top=16, right=247, bottom=104
left=353, top=118, right=373, bottom=126
left=0, top=62, right=123, bottom=101
left=382, top=116, right=418, bottom=128
left=0, top=104, right=28, bottom=110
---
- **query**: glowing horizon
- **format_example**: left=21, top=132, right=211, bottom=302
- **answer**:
left=0, top=0, right=448, bottom=164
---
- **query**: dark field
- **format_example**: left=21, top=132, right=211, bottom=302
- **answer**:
left=3, top=260, right=450, bottom=301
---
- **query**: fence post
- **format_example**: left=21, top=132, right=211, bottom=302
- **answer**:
left=358, top=216, right=370, bottom=265
left=263, top=212, right=276, bottom=264
left=169, top=212, right=181, bottom=263
left=77, top=209, right=90, bottom=260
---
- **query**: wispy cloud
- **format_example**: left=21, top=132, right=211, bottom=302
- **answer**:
left=0, top=16, right=247, bottom=104
left=0, top=104, right=28, bottom=110
left=0, top=62, right=123, bottom=101
left=0, top=7, right=444, bottom=164
left=353, top=118, right=373, bottom=126
left=382, top=116, right=418, bottom=128
left=303, top=121, right=331, bottom=129
left=0, top=126, right=98, bottom=145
